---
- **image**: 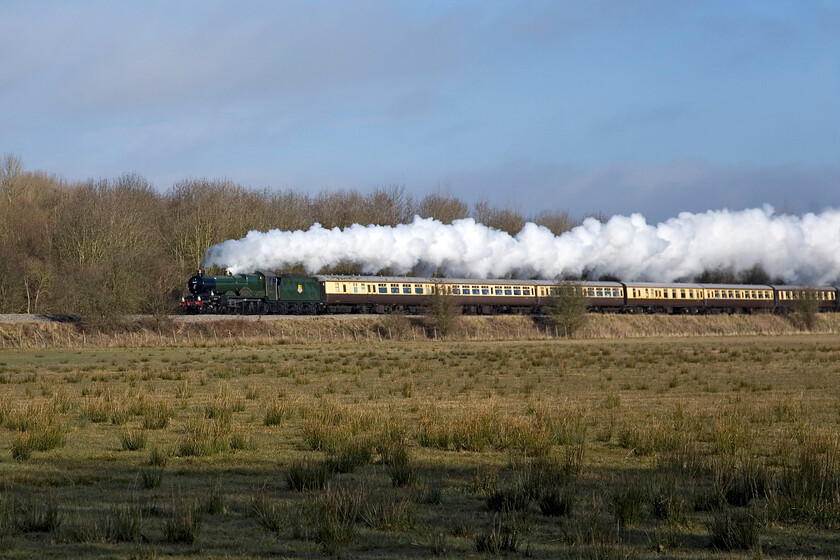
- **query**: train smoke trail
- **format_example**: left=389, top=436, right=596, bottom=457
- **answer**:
left=204, top=206, right=840, bottom=285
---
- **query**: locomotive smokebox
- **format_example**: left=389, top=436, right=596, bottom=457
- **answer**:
left=188, top=273, right=211, bottom=295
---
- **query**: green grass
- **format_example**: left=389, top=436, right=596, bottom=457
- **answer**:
left=1, top=334, right=840, bottom=557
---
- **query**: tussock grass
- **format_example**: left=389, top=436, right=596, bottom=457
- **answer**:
left=312, top=485, right=365, bottom=556
left=286, top=458, right=334, bottom=491
left=106, top=502, right=143, bottom=542
left=16, top=495, right=62, bottom=534
left=119, top=429, right=148, bottom=451
left=361, top=493, right=413, bottom=531
left=474, top=513, right=523, bottom=555
left=141, top=400, right=173, bottom=429
left=163, top=494, right=202, bottom=544
left=706, top=508, right=761, bottom=551
left=251, top=491, right=284, bottom=533
left=264, top=396, right=294, bottom=425
left=177, top=416, right=232, bottom=457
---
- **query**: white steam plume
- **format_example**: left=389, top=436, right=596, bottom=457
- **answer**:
left=204, top=206, right=840, bottom=285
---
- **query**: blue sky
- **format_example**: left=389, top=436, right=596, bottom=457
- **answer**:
left=2, top=0, right=839, bottom=222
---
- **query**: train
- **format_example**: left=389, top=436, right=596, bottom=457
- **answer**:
left=180, top=270, right=838, bottom=315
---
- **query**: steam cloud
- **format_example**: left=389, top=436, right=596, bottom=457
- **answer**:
left=204, top=206, right=840, bottom=285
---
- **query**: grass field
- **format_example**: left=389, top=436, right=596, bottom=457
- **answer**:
left=2, top=327, right=840, bottom=558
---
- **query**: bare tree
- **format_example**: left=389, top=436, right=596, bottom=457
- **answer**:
left=424, top=284, right=459, bottom=338
left=23, top=258, right=53, bottom=314
left=546, top=282, right=588, bottom=337
left=472, top=199, right=525, bottom=235
left=417, top=191, right=469, bottom=224
left=790, top=289, right=820, bottom=331
left=0, top=153, right=22, bottom=203
left=533, top=209, right=578, bottom=235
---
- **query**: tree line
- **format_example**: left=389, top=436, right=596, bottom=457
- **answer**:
left=0, top=154, right=585, bottom=317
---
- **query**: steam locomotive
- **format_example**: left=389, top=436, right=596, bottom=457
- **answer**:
left=181, top=270, right=838, bottom=315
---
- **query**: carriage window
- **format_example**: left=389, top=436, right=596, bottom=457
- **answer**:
left=524, top=288, right=531, bottom=295
left=495, top=288, right=503, bottom=295
left=452, top=287, right=461, bottom=295
left=342, top=284, right=347, bottom=293
left=595, top=288, right=603, bottom=297
left=504, top=287, right=512, bottom=295
left=513, top=288, right=522, bottom=296
left=390, top=284, right=400, bottom=294
left=402, top=284, right=412, bottom=294
left=482, top=286, right=490, bottom=295
left=472, top=286, right=480, bottom=295
left=378, top=284, right=387, bottom=293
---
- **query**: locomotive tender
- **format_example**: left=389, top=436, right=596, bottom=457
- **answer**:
left=181, top=270, right=839, bottom=315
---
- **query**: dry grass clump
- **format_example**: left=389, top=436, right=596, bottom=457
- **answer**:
left=140, top=400, right=173, bottom=429
left=474, top=513, right=524, bottom=555
left=163, top=494, right=202, bottom=544
left=5, top=402, right=67, bottom=460
left=177, top=416, right=235, bottom=457
left=264, top=396, right=295, bottom=425
left=360, top=492, right=413, bottom=531
left=311, top=485, right=365, bottom=557
left=250, top=491, right=285, bottom=533
left=119, top=429, right=148, bottom=451
left=106, top=501, right=143, bottom=542
left=706, top=508, right=762, bottom=551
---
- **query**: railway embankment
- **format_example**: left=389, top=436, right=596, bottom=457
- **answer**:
left=0, top=312, right=839, bottom=348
